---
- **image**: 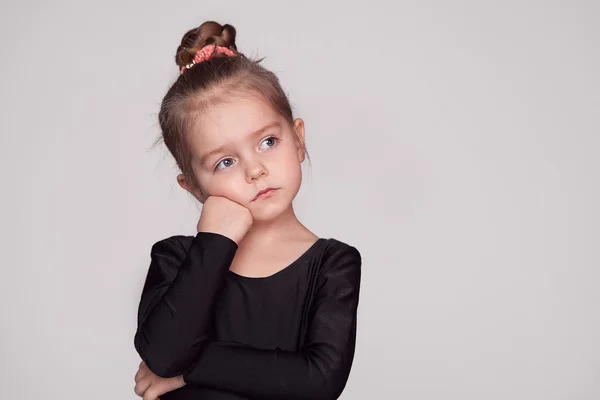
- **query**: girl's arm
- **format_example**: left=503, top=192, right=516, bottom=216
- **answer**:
left=134, top=232, right=238, bottom=378
left=182, top=245, right=362, bottom=400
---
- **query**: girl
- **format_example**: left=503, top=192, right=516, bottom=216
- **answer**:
left=133, top=20, right=362, bottom=400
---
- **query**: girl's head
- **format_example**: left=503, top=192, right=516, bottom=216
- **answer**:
left=158, top=21, right=307, bottom=222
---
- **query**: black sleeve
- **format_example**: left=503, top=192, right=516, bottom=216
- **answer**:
left=182, top=245, right=362, bottom=400
left=133, top=232, right=238, bottom=378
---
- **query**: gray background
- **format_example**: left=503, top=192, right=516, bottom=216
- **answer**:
left=1, top=0, right=599, bottom=399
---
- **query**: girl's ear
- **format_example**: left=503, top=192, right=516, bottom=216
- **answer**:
left=177, top=174, right=207, bottom=203
left=292, top=118, right=306, bottom=163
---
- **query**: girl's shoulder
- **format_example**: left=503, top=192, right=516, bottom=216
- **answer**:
left=311, top=237, right=362, bottom=272
left=153, top=234, right=195, bottom=250
left=318, top=237, right=360, bottom=255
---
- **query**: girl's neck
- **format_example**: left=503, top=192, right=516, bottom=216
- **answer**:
left=237, top=205, right=309, bottom=250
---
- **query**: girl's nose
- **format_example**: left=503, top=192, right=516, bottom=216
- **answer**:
left=245, top=159, right=268, bottom=183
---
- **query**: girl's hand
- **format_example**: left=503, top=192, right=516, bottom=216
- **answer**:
left=134, top=361, right=186, bottom=400
left=197, top=195, right=253, bottom=244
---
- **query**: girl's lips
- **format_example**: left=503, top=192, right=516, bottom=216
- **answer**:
left=253, top=188, right=277, bottom=201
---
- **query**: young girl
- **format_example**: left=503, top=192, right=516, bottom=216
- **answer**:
left=133, top=20, right=362, bottom=400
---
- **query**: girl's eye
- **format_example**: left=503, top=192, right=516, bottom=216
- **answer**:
left=215, top=158, right=235, bottom=171
left=259, top=136, right=279, bottom=150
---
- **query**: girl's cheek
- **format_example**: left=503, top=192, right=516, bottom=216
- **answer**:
left=210, top=177, right=237, bottom=195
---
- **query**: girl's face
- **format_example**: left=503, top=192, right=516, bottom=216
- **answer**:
left=178, top=95, right=306, bottom=222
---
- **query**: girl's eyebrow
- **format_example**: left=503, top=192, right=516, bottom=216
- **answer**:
left=199, top=122, right=281, bottom=165
left=248, top=121, right=280, bottom=140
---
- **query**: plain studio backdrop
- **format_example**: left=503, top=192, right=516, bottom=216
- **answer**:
left=1, top=1, right=598, bottom=399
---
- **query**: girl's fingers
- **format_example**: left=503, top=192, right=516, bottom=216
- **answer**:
left=134, top=377, right=152, bottom=397
left=135, top=366, right=147, bottom=383
left=143, top=388, right=159, bottom=400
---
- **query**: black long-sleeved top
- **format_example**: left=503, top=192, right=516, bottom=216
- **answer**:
left=134, top=232, right=361, bottom=399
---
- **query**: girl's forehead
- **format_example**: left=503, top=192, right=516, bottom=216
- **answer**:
left=190, top=97, right=281, bottom=146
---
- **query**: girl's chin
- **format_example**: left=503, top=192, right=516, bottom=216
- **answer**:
left=250, top=202, right=292, bottom=223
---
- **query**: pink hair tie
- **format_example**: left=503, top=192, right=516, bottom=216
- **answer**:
left=180, top=44, right=236, bottom=74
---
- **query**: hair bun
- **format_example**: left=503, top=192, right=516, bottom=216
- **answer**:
left=175, top=21, right=239, bottom=68
left=220, top=24, right=236, bottom=48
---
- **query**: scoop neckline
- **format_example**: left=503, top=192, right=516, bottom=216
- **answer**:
left=227, top=238, right=325, bottom=281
